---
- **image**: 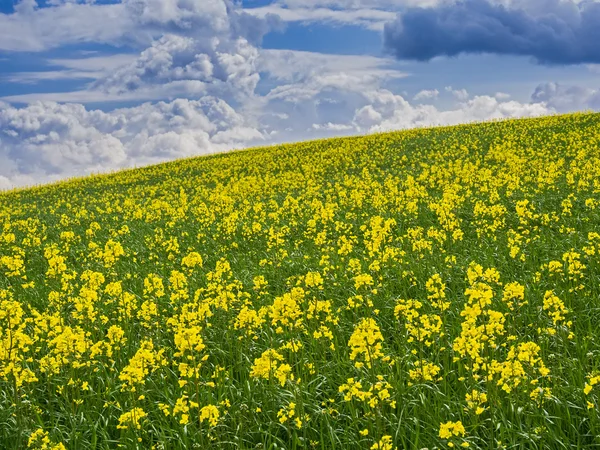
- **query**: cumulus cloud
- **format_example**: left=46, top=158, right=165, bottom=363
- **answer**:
left=531, top=82, right=600, bottom=111
left=413, top=89, right=439, bottom=101
left=383, top=0, right=600, bottom=64
left=254, top=50, right=554, bottom=143
left=365, top=92, right=551, bottom=132
left=258, top=50, right=407, bottom=103
left=0, top=98, right=263, bottom=188
left=1, top=0, right=281, bottom=106
left=91, top=34, right=260, bottom=100
left=445, top=86, right=470, bottom=101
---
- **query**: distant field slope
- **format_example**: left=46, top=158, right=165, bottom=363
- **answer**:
left=2, top=113, right=600, bottom=449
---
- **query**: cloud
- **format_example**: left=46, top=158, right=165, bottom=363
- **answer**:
left=358, top=90, right=551, bottom=132
left=274, top=0, right=433, bottom=8
left=4, top=37, right=261, bottom=104
left=0, top=42, right=561, bottom=190
left=413, top=89, right=439, bottom=101
left=0, top=2, right=130, bottom=51
left=90, top=34, right=259, bottom=99
left=445, top=86, right=469, bottom=101
left=2, top=54, right=137, bottom=85
left=48, top=54, right=138, bottom=72
left=383, top=0, right=600, bottom=64
left=257, top=49, right=407, bottom=105
left=0, top=98, right=264, bottom=188
left=245, top=0, right=446, bottom=30
left=531, top=82, right=600, bottom=111
left=253, top=49, right=554, bottom=144
left=259, top=49, right=405, bottom=82
left=246, top=4, right=396, bottom=30
left=2, top=1, right=280, bottom=106
left=0, top=0, right=281, bottom=52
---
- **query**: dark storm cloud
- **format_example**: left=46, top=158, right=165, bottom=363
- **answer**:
left=383, top=0, right=600, bottom=64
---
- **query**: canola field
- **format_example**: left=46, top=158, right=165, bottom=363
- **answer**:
left=2, top=113, right=600, bottom=449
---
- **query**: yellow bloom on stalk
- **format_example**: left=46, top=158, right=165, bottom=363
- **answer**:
left=426, top=274, right=449, bottom=311
left=543, top=291, right=568, bottom=326
left=27, top=429, right=66, bottom=450
left=181, top=251, right=203, bottom=270
left=439, top=421, right=466, bottom=444
left=409, top=360, right=441, bottom=383
left=250, top=349, right=292, bottom=386
left=103, top=239, right=125, bottom=266
left=253, top=275, right=268, bottom=291
left=465, top=390, right=487, bottom=415
left=119, top=340, right=165, bottom=391
left=143, top=273, right=165, bottom=298
left=371, top=435, right=394, bottom=450
left=338, top=378, right=371, bottom=402
left=269, top=288, right=304, bottom=331
left=354, top=273, right=374, bottom=290
left=348, top=318, right=384, bottom=368
left=117, top=408, right=147, bottom=430
left=304, top=271, right=324, bottom=289
left=173, top=325, right=205, bottom=356
left=489, top=341, right=549, bottom=393
left=234, top=306, right=266, bottom=337
left=502, top=282, right=526, bottom=310
left=277, top=402, right=296, bottom=424
left=107, top=325, right=126, bottom=346
left=584, top=374, right=600, bottom=395
left=200, top=405, right=220, bottom=427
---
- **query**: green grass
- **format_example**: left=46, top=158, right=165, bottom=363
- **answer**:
left=1, top=112, right=600, bottom=449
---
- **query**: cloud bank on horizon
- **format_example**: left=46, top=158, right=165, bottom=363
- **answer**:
left=0, top=0, right=598, bottom=189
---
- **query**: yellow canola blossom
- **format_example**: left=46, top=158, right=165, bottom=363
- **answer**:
left=0, top=113, right=599, bottom=449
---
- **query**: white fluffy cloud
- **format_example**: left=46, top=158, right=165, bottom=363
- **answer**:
left=413, top=89, right=439, bottom=101
left=361, top=90, right=551, bottom=132
left=255, top=50, right=552, bottom=138
left=2, top=0, right=278, bottom=106
left=0, top=98, right=263, bottom=187
left=91, top=34, right=260, bottom=100
left=531, top=82, right=600, bottom=111
left=445, top=86, right=470, bottom=101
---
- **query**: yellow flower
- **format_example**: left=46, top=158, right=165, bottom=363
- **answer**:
left=117, top=408, right=147, bottom=430
left=348, top=318, right=384, bottom=368
left=200, top=405, right=220, bottom=427
left=250, top=349, right=292, bottom=386
left=371, top=435, right=394, bottom=450
left=439, top=421, right=466, bottom=439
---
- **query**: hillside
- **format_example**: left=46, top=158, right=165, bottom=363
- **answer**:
left=2, top=113, right=600, bottom=449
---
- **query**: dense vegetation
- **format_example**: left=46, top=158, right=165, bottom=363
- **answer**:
left=2, top=113, right=600, bottom=449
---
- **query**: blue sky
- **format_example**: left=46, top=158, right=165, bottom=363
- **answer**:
left=0, top=0, right=599, bottom=188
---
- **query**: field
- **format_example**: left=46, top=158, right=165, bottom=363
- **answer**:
left=2, top=113, right=600, bottom=449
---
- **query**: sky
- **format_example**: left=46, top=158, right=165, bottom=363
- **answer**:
left=0, top=0, right=599, bottom=189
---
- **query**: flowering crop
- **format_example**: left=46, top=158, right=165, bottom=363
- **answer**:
left=1, top=113, right=600, bottom=448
